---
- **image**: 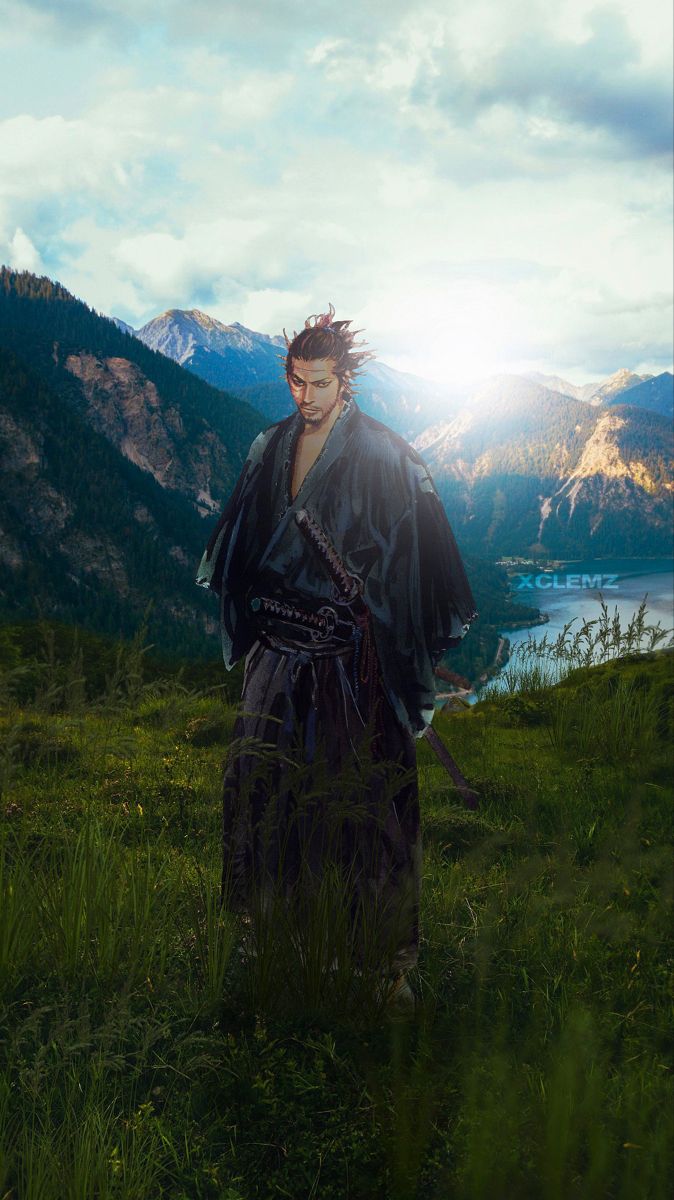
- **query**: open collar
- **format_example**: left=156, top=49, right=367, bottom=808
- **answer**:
left=259, top=397, right=360, bottom=573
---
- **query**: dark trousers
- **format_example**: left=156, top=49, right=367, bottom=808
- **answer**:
left=220, top=631, right=421, bottom=973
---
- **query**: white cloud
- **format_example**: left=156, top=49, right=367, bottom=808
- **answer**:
left=306, top=39, right=345, bottom=67
left=237, top=288, right=313, bottom=334
left=114, top=218, right=269, bottom=301
left=56, top=216, right=152, bottom=319
left=4, top=226, right=42, bottom=271
left=219, top=71, right=294, bottom=123
left=0, top=113, right=148, bottom=201
left=0, top=0, right=670, bottom=382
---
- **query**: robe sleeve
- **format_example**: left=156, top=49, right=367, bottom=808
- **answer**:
left=415, top=466, right=478, bottom=660
left=194, top=430, right=269, bottom=598
left=363, top=449, right=478, bottom=738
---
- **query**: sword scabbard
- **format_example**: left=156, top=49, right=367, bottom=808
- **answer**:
left=294, top=507, right=479, bottom=809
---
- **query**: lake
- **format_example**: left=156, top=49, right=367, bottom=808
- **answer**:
left=450, top=558, right=673, bottom=706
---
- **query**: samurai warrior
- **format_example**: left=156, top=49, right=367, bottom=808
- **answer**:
left=195, top=305, right=477, bottom=987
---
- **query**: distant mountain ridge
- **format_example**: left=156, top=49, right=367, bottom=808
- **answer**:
left=525, top=372, right=602, bottom=403
left=525, top=368, right=668, bottom=409
left=109, top=305, right=673, bottom=558
left=414, top=375, right=673, bottom=558
left=120, top=307, right=460, bottom=434
left=605, top=372, right=673, bottom=419
left=589, top=368, right=653, bottom=404
left=134, top=308, right=287, bottom=393
left=120, top=308, right=672, bottom=428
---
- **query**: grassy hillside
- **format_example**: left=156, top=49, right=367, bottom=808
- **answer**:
left=0, top=621, right=672, bottom=1198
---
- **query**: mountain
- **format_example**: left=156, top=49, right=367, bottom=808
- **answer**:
left=587, top=368, right=653, bottom=404
left=342, top=361, right=460, bottom=435
left=604, top=372, right=673, bottom=420
left=0, top=268, right=265, bottom=659
left=1, top=272, right=264, bottom=517
left=527, top=368, right=655, bottom=408
left=133, top=308, right=287, bottom=392
left=123, top=308, right=670, bottom=436
left=526, top=372, right=600, bottom=403
left=120, top=307, right=459, bottom=436
left=111, top=316, right=136, bottom=337
left=414, top=375, right=673, bottom=558
left=108, top=305, right=674, bottom=558
left=0, top=341, right=221, bottom=659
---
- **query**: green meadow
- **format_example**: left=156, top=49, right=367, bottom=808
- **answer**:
left=0, top=605, right=672, bottom=1199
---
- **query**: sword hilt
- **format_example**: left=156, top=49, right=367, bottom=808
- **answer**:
left=250, top=594, right=336, bottom=640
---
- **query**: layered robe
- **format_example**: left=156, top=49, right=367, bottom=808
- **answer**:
left=195, top=396, right=477, bottom=970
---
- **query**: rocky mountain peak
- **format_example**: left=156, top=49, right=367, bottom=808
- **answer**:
left=183, top=308, right=227, bottom=330
left=608, top=368, right=643, bottom=386
left=111, top=316, right=136, bottom=336
left=589, top=368, right=651, bottom=403
left=130, top=307, right=288, bottom=386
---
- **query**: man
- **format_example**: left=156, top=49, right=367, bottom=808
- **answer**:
left=195, top=305, right=477, bottom=994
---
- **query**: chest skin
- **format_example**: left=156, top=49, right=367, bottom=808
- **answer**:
left=290, top=429, right=330, bottom=501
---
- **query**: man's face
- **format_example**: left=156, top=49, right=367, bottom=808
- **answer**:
left=287, top=357, right=344, bottom=427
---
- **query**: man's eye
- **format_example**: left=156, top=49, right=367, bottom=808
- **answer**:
left=316, top=381, right=329, bottom=388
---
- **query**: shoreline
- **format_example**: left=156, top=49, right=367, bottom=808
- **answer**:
left=436, top=556, right=673, bottom=706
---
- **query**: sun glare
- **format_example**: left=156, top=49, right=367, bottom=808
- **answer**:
left=393, top=291, right=518, bottom=388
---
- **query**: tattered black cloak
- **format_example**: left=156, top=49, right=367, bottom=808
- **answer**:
left=195, top=396, right=477, bottom=738
left=196, top=396, right=478, bottom=969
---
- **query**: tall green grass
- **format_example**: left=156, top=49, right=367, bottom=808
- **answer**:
left=483, top=593, right=673, bottom=698
left=0, top=604, right=672, bottom=1198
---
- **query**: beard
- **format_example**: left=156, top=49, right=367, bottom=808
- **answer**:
left=301, top=392, right=342, bottom=426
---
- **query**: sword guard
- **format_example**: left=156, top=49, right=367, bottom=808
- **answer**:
left=314, top=606, right=337, bottom=641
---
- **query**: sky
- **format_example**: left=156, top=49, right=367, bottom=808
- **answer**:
left=0, top=0, right=672, bottom=387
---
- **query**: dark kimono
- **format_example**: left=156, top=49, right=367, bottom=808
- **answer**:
left=195, top=397, right=477, bottom=971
